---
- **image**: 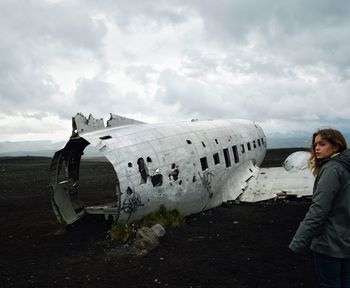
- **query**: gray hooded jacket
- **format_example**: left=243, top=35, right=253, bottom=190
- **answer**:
left=289, top=149, right=350, bottom=258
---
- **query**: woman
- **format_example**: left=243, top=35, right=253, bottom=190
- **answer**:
left=289, top=128, right=350, bottom=287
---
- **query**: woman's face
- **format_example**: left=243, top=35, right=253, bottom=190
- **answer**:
left=314, top=134, right=338, bottom=159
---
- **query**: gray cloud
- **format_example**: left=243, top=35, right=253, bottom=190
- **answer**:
left=155, top=69, right=248, bottom=119
left=85, top=0, right=189, bottom=29
left=1, top=0, right=350, bottom=141
left=125, top=65, right=158, bottom=84
left=0, top=0, right=106, bottom=52
left=73, top=77, right=154, bottom=120
left=184, top=0, right=350, bottom=71
left=0, top=0, right=107, bottom=121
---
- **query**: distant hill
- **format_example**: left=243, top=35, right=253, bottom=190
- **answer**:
left=1, top=131, right=349, bottom=157
left=266, top=133, right=310, bottom=149
left=0, top=140, right=101, bottom=157
left=267, top=131, right=350, bottom=149
left=0, top=140, right=62, bottom=157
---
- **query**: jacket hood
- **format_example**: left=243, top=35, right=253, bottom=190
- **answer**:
left=332, top=149, right=350, bottom=173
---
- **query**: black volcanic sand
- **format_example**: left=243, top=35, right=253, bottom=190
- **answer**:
left=0, top=149, right=317, bottom=288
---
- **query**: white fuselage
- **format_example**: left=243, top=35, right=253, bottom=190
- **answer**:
left=50, top=117, right=266, bottom=224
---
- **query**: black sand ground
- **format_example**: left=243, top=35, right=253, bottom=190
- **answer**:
left=0, top=149, right=317, bottom=288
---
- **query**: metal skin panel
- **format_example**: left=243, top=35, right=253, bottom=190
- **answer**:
left=240, top=151, right=314, bottom=202
left=50, top=114, right=267, bottom=225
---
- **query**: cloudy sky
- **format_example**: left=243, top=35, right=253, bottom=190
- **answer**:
left=1, top=0, right=350, bottom=142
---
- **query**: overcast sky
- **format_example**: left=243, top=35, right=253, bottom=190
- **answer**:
left=1, top=0, right=350, bottom=142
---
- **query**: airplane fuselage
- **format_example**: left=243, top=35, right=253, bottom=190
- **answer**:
left=50, top=115, right=266, bottom=225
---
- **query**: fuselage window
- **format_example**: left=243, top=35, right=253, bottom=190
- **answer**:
left=253, top=140, right=256, bottom=149
left=261, top=138, right=265, bottom=145
left=202, top=141, right=206, bottom=147
left=241, top=144, right=245, bottom=153
left=186, top=140, right=192, bottom=144
left=247, top=142, right=251, bottom=151
left=258, top=139, right=261, bottom=146
left=137, top=158, right=148, bottom=184
left=213, top=153, right=220, bottom=165
left=232, top=145, right=239, bottom=164
left=215, top=139, right=219, bottom=144
left=223, top=148, right=231, bottom=168
left=99, top=135, right=112, bottom=140
left=200, top=157, right=209, bottom=171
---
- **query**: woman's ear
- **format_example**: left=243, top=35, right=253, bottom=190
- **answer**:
left=333, top=144, right=339, bottom=153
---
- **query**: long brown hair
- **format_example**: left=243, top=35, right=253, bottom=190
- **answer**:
left=310, top=128, right=347, bottom=175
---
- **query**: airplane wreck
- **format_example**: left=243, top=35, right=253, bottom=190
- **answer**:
left=50, top=113, right=313, bottom=225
